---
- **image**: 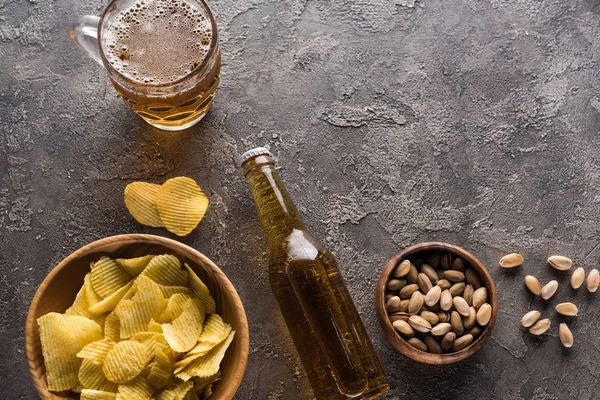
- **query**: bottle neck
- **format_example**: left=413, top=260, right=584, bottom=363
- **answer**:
left=243, top=155, right=306, bottom=247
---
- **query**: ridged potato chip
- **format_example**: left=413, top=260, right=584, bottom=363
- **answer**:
left=89, top=281, right=134, bottom=315
left=141, top=254, right=188, bottom=286
left=38, top=313, right=103, bottom=391
left=84, top=274, right=102, bottom=307
left=78, top=358, right=118, bottom=392
left=176, top=331, right=234, bottom=381
left=80, top=389, right=118, bottom=400
left=66, top=275, right=106, bottom=328
left=155, top=381, right=194, bottom=400
left=124, top=182, right=164, bottom=228
left=77, top=339, right=115, bottom=364
left=147, top=349, right=174, bottom=390
left=148, top=319, right=163, bottom=333
left=162, top=299, right=205, bottom=352
left=118, top=374, right=154, bottom=400
left=193, top=372, right=221, bottom=393
left=156, top=177, right=209, bottom=236
left=38, top=253, right=234, bottom=398
left=198, top=314, right=232, bottom=345
left=160, top=293, right=191, bottom=323
left=104, top=312, right=120, bottom=342
left=103, top=340, right=151, bottom=383
left=184, top=264, right=216, bottom=314
left=160, top=285, right=193, bottom=298
left=91, top=256, right=131, bottom=298
left=117, top=276, right=165, bottom=338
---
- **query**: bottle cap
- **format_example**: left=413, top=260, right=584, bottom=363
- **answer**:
left=239, top=147, right=272, bottom=167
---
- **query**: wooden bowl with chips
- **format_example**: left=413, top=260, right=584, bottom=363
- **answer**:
left=25, top=234, right=249, bottom=400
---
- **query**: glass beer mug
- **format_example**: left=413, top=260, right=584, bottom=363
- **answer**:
left=70, top=0, right=221, bottom=131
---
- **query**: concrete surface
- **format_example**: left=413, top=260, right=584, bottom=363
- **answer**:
left=2, top=0, right=600, bottom=398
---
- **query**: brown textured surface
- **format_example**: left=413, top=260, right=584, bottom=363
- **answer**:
left=375, top=242, right=498, bottom=364
left=25, top=234, right=249, bottom=400
left=3, top=0, right=600, bottom=399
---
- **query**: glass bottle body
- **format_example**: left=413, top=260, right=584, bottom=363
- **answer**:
left=242, top=153, right=389, bottom=400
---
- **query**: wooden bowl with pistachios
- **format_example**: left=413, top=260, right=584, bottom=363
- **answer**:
left=375, top=242, right=497, bottom=364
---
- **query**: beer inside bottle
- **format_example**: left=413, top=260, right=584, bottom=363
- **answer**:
left=241, top=148, right=389, bottom=400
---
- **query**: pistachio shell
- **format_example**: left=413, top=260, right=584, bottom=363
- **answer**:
left=449, top=282, right=466, bottom=297
left=408, top=315, right=432, bottom=333
left=521, top=310, right=541, bottom=328
left=462, top=307, right=477, bottom=330
left=444, top=270, right=465, bottom=283
left=399, top=284, right=420, bottom=299
left=437, top=279, right=451, bottom=290
left=571, top=267, right=585, bottom=289
left=408, top=291, right=424, bottom=315
left=440, top=332, right=456, bottom=351
left=453, top=296, right=470, bottom=317
left=450, top=311, right=464, bottom=336
left=559, top=323, right=573, bottom=348
left=425, top=285, right=442, bottom=307
left=392, top=320, right=414, bottom=337
left=587, top=268, right=599, bottom=293
left=472, top=287, right=488, bottom=309
left=385, top=296, right=401, bottom=314
left=440, top=253, right=452, bottom=270
left=406, top=264, right=419, bottom=284
left=465, top=269, right=482, bottom=289
left=392, top=259, right=411, bottom=278
left=525, top=275, right=541, bottom=296
left=548, top=255, right=572, bottom=271
left=419, top=310, right=439, bottom=326
left=529, top=318, right=551, bottom=335
left=450, top=334, right=473, bottom=352
left=407, top=337, right=427, bottom=351
left=417, top=273, right=433, bottom=294
left=440, top=290, right=453, bottom=311
left=541, top=280, right=558, bottom=300
left=421, top=264, right=439, bottom=284
left=499, top=253, right=524, bottom=268
left=425, top=253, right=441, bottom=269
left=431, top=322, right=452, bottom=336
left=451, top=258, right=464, bottom=271
left=555, top=302, right=578, bottom=316
left=424, top=336, right=442, bottom=354
left=476, top=303, right=492, bottom=326
left=386, top=278, right=407, bottom=291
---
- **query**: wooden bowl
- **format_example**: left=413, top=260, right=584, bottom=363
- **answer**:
left=375, top=242, right=497, bottom=364
left=25, top=234, right=249, bottom=399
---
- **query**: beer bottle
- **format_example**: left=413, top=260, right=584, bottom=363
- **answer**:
left=240, top=148, right=389, bottom=399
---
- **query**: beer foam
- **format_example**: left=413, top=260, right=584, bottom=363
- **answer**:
left=103, top=0, right=213, bottom=84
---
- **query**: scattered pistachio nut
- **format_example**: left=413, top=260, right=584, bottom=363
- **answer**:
left=425, top=285, right=442, bottom=307
left=548, top=255, right=573, bottom=271
left=450, top=334, right=473, bottom=352
left=452, top=296, right=471, bottom=317
left=587, top=268, right=599, bottom=293
left=541, top=280, right=558, bottom=300
left=450, top=311, right=464, bottom=336
left=449, top=282, right=466, bottom=297
left=463, top=284, right=474, bottom=307
left=462, top=307, right=477, bottom=330
left=437, top=279, right=451, bottom=290
left=555, top=302, right=578, bottom=316
left=408, top=315, right=432, bottom=333
left=476, top=303, right=492, bottom=326
left=444, top=270, right=465, bottom=283
left=451, top=258, right=464, bottom=271
left=440, top=332, right=456, bottom=351
left=521, top=310, right=541, bottom=328
left=408, top=291, right=424, bottom=315
left=465, top=269, right=483, bottom=289
left=407, top=337, right=427, bottom=352
left=424, top=336, right=443, bottom=354
left=393, top=259, right=411, bottom=278
left=399, top=284, right=420, bottom=299
left=525, top=275, right=542, bottom=296
left=440, top=253, right=452, bottom=270
left=440, top=290, right=453, bottom=311
left=425, top=253, right=441, bottom=269
left=559, top=323, right=573, bottom=348
left=499, top=253, right=524, bottom=268
left=392, top=320, right=414, bottom=337
left=417, top=273, right=433, bottom=294
left=571, top=267, right=585, bottom=289
left=406, top=264, right=419, bottom=284
left=386, top=296, right=402, bottom=313
left=387, top=278, right=407, bottom=291
left=420, top=310, right=439, bottom=326
left=472, top=287, right=488, bottom=309
left=430, top=322, right=452, bottom=336
left=529, top=319, right=551, bottom=335
left=421, top=264, right=439, bottom=284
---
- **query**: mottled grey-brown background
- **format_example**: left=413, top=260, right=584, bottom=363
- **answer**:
left=2, top=0, right=600, bottom=398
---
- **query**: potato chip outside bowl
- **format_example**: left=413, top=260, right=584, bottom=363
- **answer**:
left=25, top=234, right=249, bottom=400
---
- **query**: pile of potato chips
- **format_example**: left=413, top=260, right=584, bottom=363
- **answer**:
left=37, top=254, right=235, bottom=399
left=125, top=177, right=209, bottom=236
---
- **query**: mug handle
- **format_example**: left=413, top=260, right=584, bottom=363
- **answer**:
left=70, top=15, right=103, bottom=66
